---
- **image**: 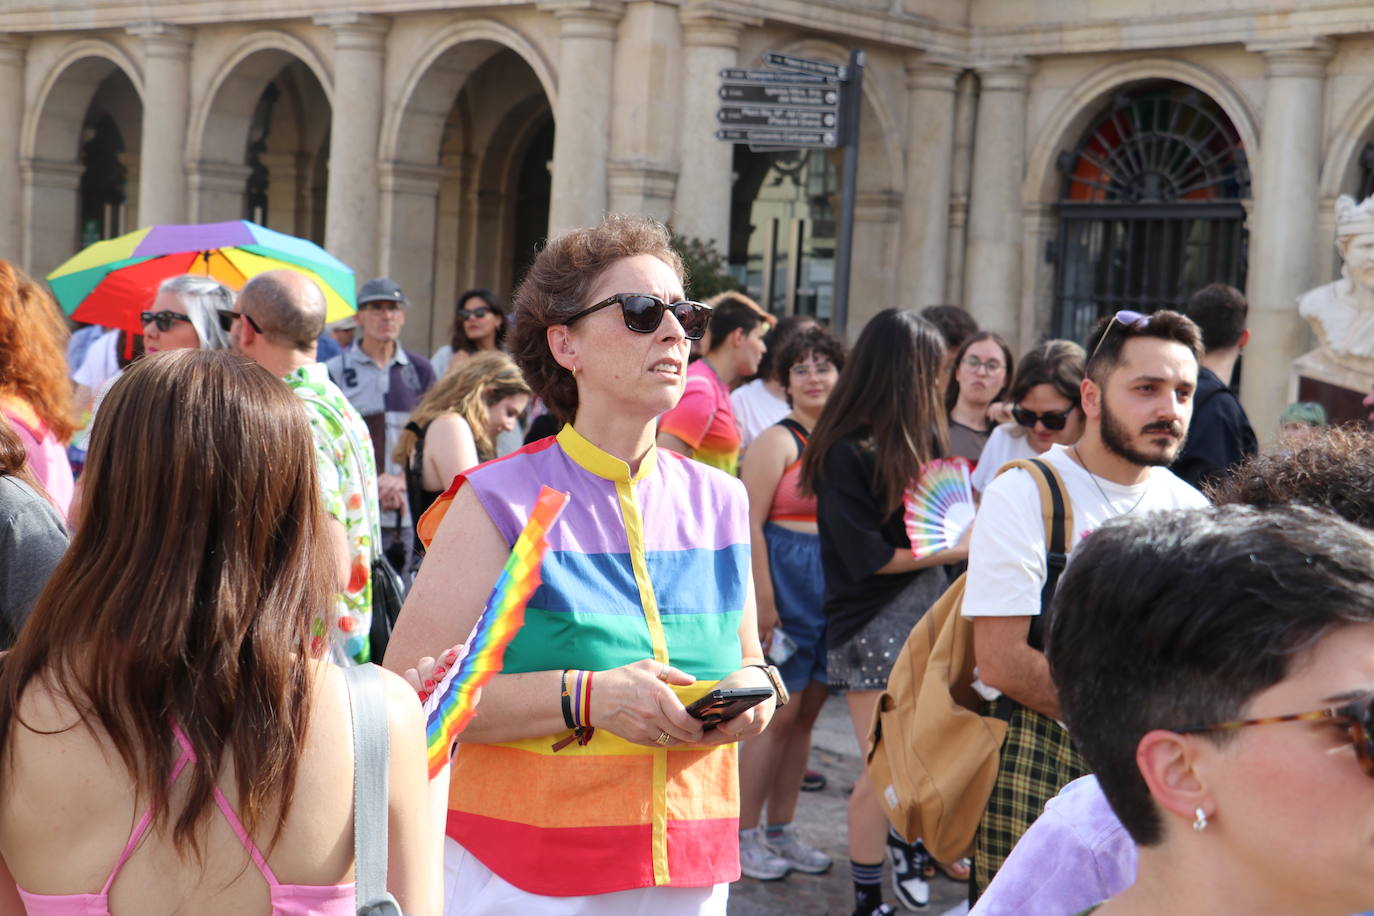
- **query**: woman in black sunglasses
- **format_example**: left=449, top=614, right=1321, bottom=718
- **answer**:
left=139, top=274, right=233, bottom=355
left=382, top=215, right=777, bottom=915
left=431, top=289, right=507, bottom=378
left=971, top=339, right=1086, bottom=495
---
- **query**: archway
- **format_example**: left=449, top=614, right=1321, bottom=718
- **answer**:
left=1051, top=80, right=1250, bottom=344
left=192, top=43, right=331, bottom=237
left=25, top=52, right=143, bottom=274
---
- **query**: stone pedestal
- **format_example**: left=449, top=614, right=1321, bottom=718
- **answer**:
left=1244, top=40, right=1332, bottom=443
left=673, top=12, right=746, bottom=249
left=962, top=60, right=1029, bottom=337
left=319, top=13, right=389, bottom=285
left=1292, top=349, right=1371, bottom=426
left=130, top=22, right=193, bottom=226
left=0, top=37, right=26, bottom=263
left=543, top=1, right=623, bottom=236
left=900, top=55, right=961, bottom=310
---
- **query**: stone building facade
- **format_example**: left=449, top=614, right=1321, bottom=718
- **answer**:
left=6, top=1, right=1374, bottom=437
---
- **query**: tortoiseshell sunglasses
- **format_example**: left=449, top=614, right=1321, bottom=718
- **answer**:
left=1175, top=693, right=1374, bottom=776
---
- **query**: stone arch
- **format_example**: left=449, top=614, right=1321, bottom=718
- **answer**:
left=1319, top=82, right=1374, bottom=200
left=1024, top=57, right=1260, bottom=205
left=188, top=32, right=332, bottom=229
left=22, top=42, right=144, bottom=273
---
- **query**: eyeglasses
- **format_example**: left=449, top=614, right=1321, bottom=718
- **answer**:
left=140, top=310, right=194, bottom=333
left=359, top=300, right=404, bottom=312
left=216, top=308, right=262, bottom=334
left=789, top=360, right=836, bottom=378
left=1012, top=405, right=1077, bottom=431
left=1088, top=309, right=1152, bottom=363
left=564, top=293, right=711, bottom=340
left=459, top=306, right=493, bottom=320
left=960, top=356, right=1005, bottom=375
left=1176, top=692, right=1374, bottom=777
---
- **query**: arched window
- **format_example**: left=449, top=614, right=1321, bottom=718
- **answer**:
left=1053, top=81, right=1249, bottom=343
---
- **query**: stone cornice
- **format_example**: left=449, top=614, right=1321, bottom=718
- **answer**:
left=126, top=21, right=193, bottom=57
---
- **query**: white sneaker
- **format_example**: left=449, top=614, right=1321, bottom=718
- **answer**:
left=764, top=823, right=832, bottom=874
left=885, top=830, right=930, bottom=910
left=739, top=827, right=790, bottom=880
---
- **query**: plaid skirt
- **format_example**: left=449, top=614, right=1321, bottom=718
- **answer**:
left=970, top=700, right=1089, bottom=901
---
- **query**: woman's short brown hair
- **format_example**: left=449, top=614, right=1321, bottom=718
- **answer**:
left=509, top=215, right=684, bottom=423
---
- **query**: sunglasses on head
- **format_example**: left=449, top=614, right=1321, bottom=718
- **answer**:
left=1088, top=309, right=1152, bottom=363
left=1012, top=405, right=1077, bottom=431
left=1176, top=692, right=1374, bottom=777
left=215, top=308, right=262, bottom=334
left=140, top=310, right=194, bottom=333
left=459, top=306, right=493, bottom=320
left=565, top=293, right=711, bottom=340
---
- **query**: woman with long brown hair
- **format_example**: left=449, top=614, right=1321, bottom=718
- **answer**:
left=800, top=308, right=970, bottom=915
left=0, top=349, right=434, bottom=914
left=942, top=330, right=1014, bottom=465
left=0, top=420, right=67, bottom=650
left=430, top=289, right=508, bottom=377
left=0, top=259, right=75, bottom=518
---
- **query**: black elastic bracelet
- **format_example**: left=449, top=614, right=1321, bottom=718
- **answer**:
left=560, top=668, right=575, bottom=730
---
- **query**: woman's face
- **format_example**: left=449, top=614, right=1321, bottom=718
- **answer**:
left=485, top=393, right=529, bottom=440
left=560, top=255, right=689, bottom=424
left=1018, top=383, right=1084, bottom=453
left=954, top=339, right=1007, bottom=408
left=1197, top=622, right=1374, bottom=910
left=784, top=349, right=839, bottom=415
left=142, top=290, right=201, bottom=354
left=461, top=297, right=503, bottom=346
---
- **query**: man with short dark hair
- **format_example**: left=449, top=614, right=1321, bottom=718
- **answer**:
left=962, top=309, right=1209, bottom=901
left=233, top=269, right=381, bottom=664
left=1172, top=283, right=1257, bottom=488
left=326, top=278, right=436, bottom=571
left=657, top=293, right=768, bottom=475
left=921, top=304, right=979, bottom=374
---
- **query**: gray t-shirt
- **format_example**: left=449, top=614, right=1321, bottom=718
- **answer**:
left=0, top=475, right=68, bottom=647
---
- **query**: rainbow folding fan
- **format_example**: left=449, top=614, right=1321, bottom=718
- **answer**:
left=903, top=457, right=975, bottom=561
left=423, top=485, right=570, bottom=778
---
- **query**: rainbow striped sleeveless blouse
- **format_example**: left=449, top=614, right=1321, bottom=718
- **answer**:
left=418, top=424, right=749, bottom=895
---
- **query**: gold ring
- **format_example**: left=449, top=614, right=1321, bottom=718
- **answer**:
left=657, top=662, right=670, bottom=682
left=655, top=730, right=671, bottom=746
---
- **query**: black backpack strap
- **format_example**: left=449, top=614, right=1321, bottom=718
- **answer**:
left=1024, top=457, right=1069, bottom=652
left=776, top=417, right=809, bottom=455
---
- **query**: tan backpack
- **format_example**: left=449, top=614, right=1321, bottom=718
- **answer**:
left=865, top=457, right=1073, bottom=863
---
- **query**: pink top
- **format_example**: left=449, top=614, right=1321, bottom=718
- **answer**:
left=16, top=728, right=355, bottom=916
left=3, top=407, right=73, bottom=520
left=767, top=419, right=817, bottom=523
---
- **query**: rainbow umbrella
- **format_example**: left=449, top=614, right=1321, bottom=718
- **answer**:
left=46, top=220, right=356, bottom=334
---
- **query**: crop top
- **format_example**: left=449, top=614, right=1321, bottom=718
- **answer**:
left=767, top=419, right=817, bottom=523
left=16, top=727, right=356, bottom=916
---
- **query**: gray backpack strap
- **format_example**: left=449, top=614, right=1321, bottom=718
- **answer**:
left=342, top=664, right=404, bottom=915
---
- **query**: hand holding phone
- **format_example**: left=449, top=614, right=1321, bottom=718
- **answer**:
left=684, top=686, right=774, bottom=730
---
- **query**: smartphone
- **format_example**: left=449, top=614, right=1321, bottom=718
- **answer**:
left=684, top=686, right=774, bottom=729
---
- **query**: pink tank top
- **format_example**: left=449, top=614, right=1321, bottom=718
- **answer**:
left=768, top=419, right=817, bottom=523
left=16, top=728, right=355, bottom=916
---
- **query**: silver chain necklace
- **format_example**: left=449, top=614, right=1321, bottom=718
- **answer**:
left=1073, top=445, right=1150, bottom=516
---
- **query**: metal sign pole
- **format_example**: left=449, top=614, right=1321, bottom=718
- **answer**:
left=831, top=48, right=864, bottom=338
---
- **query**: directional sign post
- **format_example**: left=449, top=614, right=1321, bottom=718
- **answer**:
left=715, top=48, right=865, bottom=335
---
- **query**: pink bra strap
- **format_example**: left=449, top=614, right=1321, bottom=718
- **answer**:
left=209, top=784, right=280, bottom=886
left=99, top=748, right=193, bottom=895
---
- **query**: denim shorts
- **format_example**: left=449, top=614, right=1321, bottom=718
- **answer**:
left=764, top=522, right=827, bottom=693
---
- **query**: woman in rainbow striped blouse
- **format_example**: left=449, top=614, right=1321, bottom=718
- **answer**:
left=385, top=215, right=783, bottom=916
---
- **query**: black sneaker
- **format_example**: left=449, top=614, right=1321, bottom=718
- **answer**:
left=800, top=768, right=827, bottom=792
left=885, top=830, right=930, bottom=910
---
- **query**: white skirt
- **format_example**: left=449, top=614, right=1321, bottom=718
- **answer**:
left=443, top=837, right=730, bottom=916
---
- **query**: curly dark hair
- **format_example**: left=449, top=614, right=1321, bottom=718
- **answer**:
left=772, top=325, right=847, bottom=392
left=507, top=215, right=684, bottom=423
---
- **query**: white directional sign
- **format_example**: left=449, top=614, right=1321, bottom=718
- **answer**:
left=717, top=105, right=838, bottom=130
left=763, top=51, right=848, bottom=80
left=718, top=83, right=840, bottom=108
left=715, top=127, right=838, bottom=148
left=718, top=67, right=837, bottom=86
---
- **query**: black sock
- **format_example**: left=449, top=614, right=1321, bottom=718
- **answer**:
left=851, top=859, right=883, bottom=914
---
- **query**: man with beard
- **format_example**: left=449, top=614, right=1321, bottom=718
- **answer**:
left=961, top=309, right=1208, bottom=902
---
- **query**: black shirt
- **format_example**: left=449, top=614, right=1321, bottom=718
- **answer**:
left=815, top=433, right=920, bottom=648
left=1172, top=366, right=1257, bottom=490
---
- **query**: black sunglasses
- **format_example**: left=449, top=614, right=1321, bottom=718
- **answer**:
left=140, top=310, right=195, bottom=333
left=1012, top=405, right=1077, bottom=431
left=459, top=306, right=493, bottom=320
left=216, top=308, right=262, bottom=334
left=564, top=293, right=711, bottom=340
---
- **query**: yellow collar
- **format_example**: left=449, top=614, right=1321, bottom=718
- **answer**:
left=557, top=423, right=658, bottom=483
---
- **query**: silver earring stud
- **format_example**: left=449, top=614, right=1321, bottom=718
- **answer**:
left=1192, top=807, right=1209, bottom=832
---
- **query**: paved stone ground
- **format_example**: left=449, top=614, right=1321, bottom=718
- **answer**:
left=727, top=693, right=970, bottom=916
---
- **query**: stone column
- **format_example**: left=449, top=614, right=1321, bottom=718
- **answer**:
left=607, top=1, right=682, bottom=223
left=0, top=36, right=26, bottom=262
left=962, top=60, right=1030, bottom=337
left=378, top=161, right=446, bottom=351
left=542, top=0, right=623, bottom=236
left=128, top=22, right=193, bottom=226
left=187, top=162, right=253, bottom=223
left=318, top=13, right=388, bottom=284
left=22, top=160, right=84, bottom=276
left=945, top=71, right=977, bottom=306
left=1243, top=40, right=1332, bottom=443
left=899, top=54, right=961, bottom=309
left=672, top=11, right=746, bottom=249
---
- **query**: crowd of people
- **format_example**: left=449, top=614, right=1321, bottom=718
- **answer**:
left=1, top=210, right=1372, bottom=916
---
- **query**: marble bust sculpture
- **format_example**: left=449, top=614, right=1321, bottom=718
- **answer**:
left=1298, top=194, right=1374, bottom=378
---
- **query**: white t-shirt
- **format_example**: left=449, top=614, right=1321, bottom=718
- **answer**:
left=72, top=330, right=121, bottom=391
left=731, top=378, right=789, bottom=450
left=963, top=443, right=1208, bottom=618
left=971, top=423, right=1039, bottom=494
